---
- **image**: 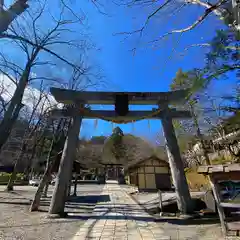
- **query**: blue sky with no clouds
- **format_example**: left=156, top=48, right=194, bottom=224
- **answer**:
left=76, top=0, right=236, bottom=143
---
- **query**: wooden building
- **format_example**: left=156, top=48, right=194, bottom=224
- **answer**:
left=126, top=156, right=171, bottom=192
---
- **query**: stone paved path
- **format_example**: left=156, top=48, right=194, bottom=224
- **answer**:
left=72, top=182, right=170, bottom=240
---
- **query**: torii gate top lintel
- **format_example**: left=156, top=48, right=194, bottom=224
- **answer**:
left=48, top=88, right=193, bottom=215
left=50, top=87, right=190, bottom=105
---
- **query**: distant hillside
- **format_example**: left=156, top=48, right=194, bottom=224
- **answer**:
left=102, top=134, right=167, bottom=167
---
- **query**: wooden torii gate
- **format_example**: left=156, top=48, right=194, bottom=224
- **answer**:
left=48, top=87, right=193, bottom=216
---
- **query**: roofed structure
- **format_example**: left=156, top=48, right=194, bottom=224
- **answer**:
left=126, top=155, right=171, bottom=191
left=125, top=154, right=168, bottom=171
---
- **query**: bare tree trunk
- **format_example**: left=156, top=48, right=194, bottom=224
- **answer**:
left=29, top=168, right=52, bottom=212
left=67, top=176, right=72, bottom=197
left=43, top=181, right=50, bottom=197
left=24, top=133, right=46, bottom=180
left=49, top=115, right=82, bottom=216
left=0, top=85, right=27, bottom=150
left=5, top=142, right=26, bottom=191
left=190, top=103, right=211, bottom=165
left=0, top=0, right=29, bottom=33
left=0, top=49, right=40, bottom=152
left=29, top=118, right=67, bottom=212
left=30, top=140, right=54, bottom=212
left=0, top=101, right=25, bottom=154
left=6, top=99, right=40, bottom=191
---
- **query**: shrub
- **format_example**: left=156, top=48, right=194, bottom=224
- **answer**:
left=0, top=172, right=25, bottom=182
left=211, top=157, right=231, bottom=165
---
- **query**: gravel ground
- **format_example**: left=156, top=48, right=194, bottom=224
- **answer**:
left=0, top=184, right=104, bottom=240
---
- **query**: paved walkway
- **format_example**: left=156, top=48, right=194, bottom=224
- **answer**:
left=72, top=182, right=170, bottom=240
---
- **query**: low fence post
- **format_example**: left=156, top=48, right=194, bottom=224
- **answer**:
left=158, top=189, right=163, bottom=216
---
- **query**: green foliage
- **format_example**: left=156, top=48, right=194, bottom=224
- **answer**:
left=203, top=29, right=240, bottom=83
left=170, top=69, right=205, bottom=97
left=207, top=30, right=239, bottom=65
left=172, top=30, right=239, bottom=102
left=103, top=132, right=154, bottom=165
left=211, top=156, right=231, bottom=165
left=109, top=127, right=125, bottom=160
left=112, top=127, right=123, bottom=137
left=170, top=28, right=240, bottom=152
left=0, top=173, right=24, bottom=182
left=177, top=135, right=197, bottom=153
left=89, top=136, right=107, bottom=144
left=171, top=69, right=201, bottom=141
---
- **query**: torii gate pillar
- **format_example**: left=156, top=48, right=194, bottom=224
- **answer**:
left=162, top=107, right=193, bottom=213
left=49, top=112, right=82, bottom=216
left=48, top=87, right=193, bottom=215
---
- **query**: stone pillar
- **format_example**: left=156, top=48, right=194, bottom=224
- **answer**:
left=48, top=114, right=82, bottom=216
left=161, top=109, right=193, bottom=214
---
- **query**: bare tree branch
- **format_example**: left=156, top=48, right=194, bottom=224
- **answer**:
left=0, top=32, right=79, bottom=70
left=188, top=0, right=227, bottom=17
left=149, top=0, right=228, bottom=44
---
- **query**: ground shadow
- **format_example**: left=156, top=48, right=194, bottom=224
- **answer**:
left=0, top=193, right=233, bottom=227
left=0, top=201, right=30, bottom=206
left=67, top=195, right=111, bottom=204
left=161, top=216, right=240, bottom=226
left=68, top=212, right=239, bottom=226
left=0, top=196, right=32, bottom=201
left=0, top=195, right=111, bottom=215
left=68, top=214, right=161, bottom=222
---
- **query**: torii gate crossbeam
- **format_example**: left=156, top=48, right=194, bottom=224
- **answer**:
left=49, top=109, right=191, bottom=120
left=48, top=88, right=193, bottom=216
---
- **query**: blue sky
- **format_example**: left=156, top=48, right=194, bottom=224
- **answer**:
left=76, top=0, right=236, bottom=143
left=4, top=0, right=237, bottom=144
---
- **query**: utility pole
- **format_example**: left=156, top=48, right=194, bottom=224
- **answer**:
left=0, top=0, right=29, bottom=33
